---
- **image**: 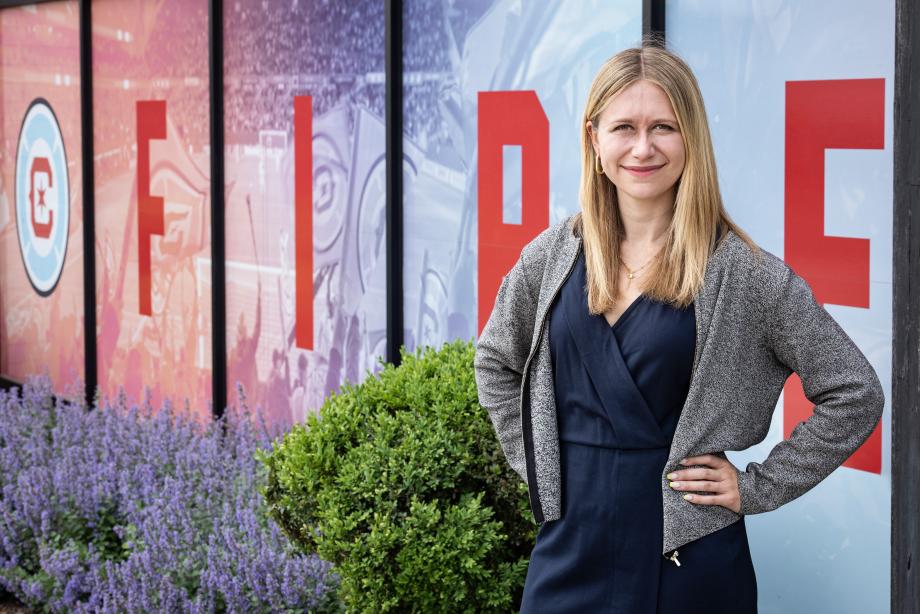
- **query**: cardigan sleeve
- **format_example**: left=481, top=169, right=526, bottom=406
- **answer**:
left=473, top=251, right=539, bottom=485
left=735, top=266, right=885, bottom=515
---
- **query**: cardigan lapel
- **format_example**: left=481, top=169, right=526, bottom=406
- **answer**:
left=664, top=233, right=733, bottom=466
left=529, top=220, right=582, bottom=357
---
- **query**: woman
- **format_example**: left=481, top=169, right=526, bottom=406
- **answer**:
left=473, top=42, right=884, bottom=613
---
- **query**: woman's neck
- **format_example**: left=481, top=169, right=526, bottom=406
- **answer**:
left=619, top=199, right=674, bottom=245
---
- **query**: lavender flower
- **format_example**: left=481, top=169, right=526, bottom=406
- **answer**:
left=0, top=375, right=341, bottom=613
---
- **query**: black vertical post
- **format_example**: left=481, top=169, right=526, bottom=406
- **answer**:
left=208, top=0, right=227, bottom=420
left=79, top=0, right=97, bottom=410
left=893, top=0, right=920, bottom=611
left=0, top=0, right=61, bottom=8
left=385, top=0, right=404, bottom=367
left=643, top=0, right=666, bottom=42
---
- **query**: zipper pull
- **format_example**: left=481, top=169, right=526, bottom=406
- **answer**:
left=667, top=549, right=681, bottom=567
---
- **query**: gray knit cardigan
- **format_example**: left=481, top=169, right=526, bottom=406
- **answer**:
left=473, top=213, right=884, bottom=555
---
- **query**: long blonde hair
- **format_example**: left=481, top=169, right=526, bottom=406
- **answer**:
left=575, top=37, right=759, bottom=312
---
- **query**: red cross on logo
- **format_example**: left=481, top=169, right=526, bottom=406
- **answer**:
left=29, top=156, right=53, bottom=239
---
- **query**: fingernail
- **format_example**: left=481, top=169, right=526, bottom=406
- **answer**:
left=683, top=494, right=693, bottom=501
left=666, top=473, right=676, bottom=480
left=679, top=458, right=687, bottom=464
left=670, top=481, right=680, bottom=488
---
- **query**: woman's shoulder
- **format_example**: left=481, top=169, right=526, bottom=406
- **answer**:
left=519, top=214, right=577, bottom=263
left=718, top=228, right=793, bottom=296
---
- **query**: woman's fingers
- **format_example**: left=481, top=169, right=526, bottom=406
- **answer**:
left=668, top=479, right=726, bottom=492
left=679, top=492, right=735, bottom=507
left=671, top=454, right=742, bottom=513
left=668, top=467, right=719, bottom=481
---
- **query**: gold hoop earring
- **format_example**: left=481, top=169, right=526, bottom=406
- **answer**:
left=594, top=154, right=604, bottom=175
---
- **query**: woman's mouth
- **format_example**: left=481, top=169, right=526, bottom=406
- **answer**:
left=622, top=164, right=664, bottom=177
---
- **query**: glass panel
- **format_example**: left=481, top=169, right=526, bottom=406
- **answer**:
left=668, top=2, right=893, bottom=610
left=402, top=0, right=642, bottom=353
left=0, top=1, right=84, bottom=399
left=93, top=0, right=212, bottom=418
left=223, top=1, right=386, bottom=428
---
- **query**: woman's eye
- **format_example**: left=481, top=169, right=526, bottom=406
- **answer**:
left=654, top=124, right=673, bottom=131
left=613, top=124, right=631, bottom=131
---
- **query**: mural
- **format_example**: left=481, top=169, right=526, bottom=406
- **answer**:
left=0, top=4, right=894, bottom=609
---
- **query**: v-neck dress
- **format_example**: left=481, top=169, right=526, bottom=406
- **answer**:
left=519, top=248, right=758, bottom=614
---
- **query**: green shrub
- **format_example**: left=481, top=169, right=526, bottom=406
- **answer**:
left=258, top=338, right=536, bottom=613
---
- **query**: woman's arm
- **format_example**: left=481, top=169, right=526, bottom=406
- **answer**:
left=735, top=266, right=885, bottom=515
left=473, top=251, right=540, bottom=485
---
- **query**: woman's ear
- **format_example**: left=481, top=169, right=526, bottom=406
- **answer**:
left=586, top=120, right=598, bottom=154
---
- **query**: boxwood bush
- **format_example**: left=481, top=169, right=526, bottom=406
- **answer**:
left=258, top=338, right=536, bottom=613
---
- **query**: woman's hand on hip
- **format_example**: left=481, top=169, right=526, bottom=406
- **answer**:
left=666, top=454, right=742, bottom=514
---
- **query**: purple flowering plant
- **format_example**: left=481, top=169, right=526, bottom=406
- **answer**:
left=0, top=374, right=342, bottom=613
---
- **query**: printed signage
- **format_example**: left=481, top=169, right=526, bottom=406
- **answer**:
left=15, top=98, right=70, bottom=296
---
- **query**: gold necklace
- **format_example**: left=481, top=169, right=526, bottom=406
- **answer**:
left=620, top=253, right=656, bottom=281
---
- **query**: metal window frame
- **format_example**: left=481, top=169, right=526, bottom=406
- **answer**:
left=893, top=1, right=918, bottom=610
left=209, top=0, right=226, bottom=420
left=79, top=0, right=96, bottom=412
left=386, top=0, right=403, bottom=368
left=643, top=0, right=665, bottom=40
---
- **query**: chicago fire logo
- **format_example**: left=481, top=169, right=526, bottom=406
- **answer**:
left=15, top=98, right=69, bottom=296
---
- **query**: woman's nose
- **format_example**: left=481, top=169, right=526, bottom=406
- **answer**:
left=631, top=130, right=656, bottom=159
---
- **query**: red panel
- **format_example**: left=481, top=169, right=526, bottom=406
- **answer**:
left=783, top=78, right=885, bottom=474
left=477, top=90, right=549, bottom=336
left=136, top=100, right=167, bottom=317
left=295, top=95, right=313, bottom=350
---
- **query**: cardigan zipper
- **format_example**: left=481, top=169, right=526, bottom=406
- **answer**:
left=518, top=238, right=582, bottom=522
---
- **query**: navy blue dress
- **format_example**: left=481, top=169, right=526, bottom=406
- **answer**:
left=519, top=249, right=757, bottom=613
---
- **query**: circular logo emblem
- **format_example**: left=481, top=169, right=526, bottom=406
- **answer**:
left=15, top=98, right=69, bottom=296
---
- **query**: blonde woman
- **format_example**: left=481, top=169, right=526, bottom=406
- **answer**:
left=474, top=41, right=883, bottom=613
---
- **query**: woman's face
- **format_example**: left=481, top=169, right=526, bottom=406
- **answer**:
left=587, top=79, right=686, bottom=208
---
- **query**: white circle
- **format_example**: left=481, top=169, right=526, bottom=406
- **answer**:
left=15, top=99, right=70, bottom=296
